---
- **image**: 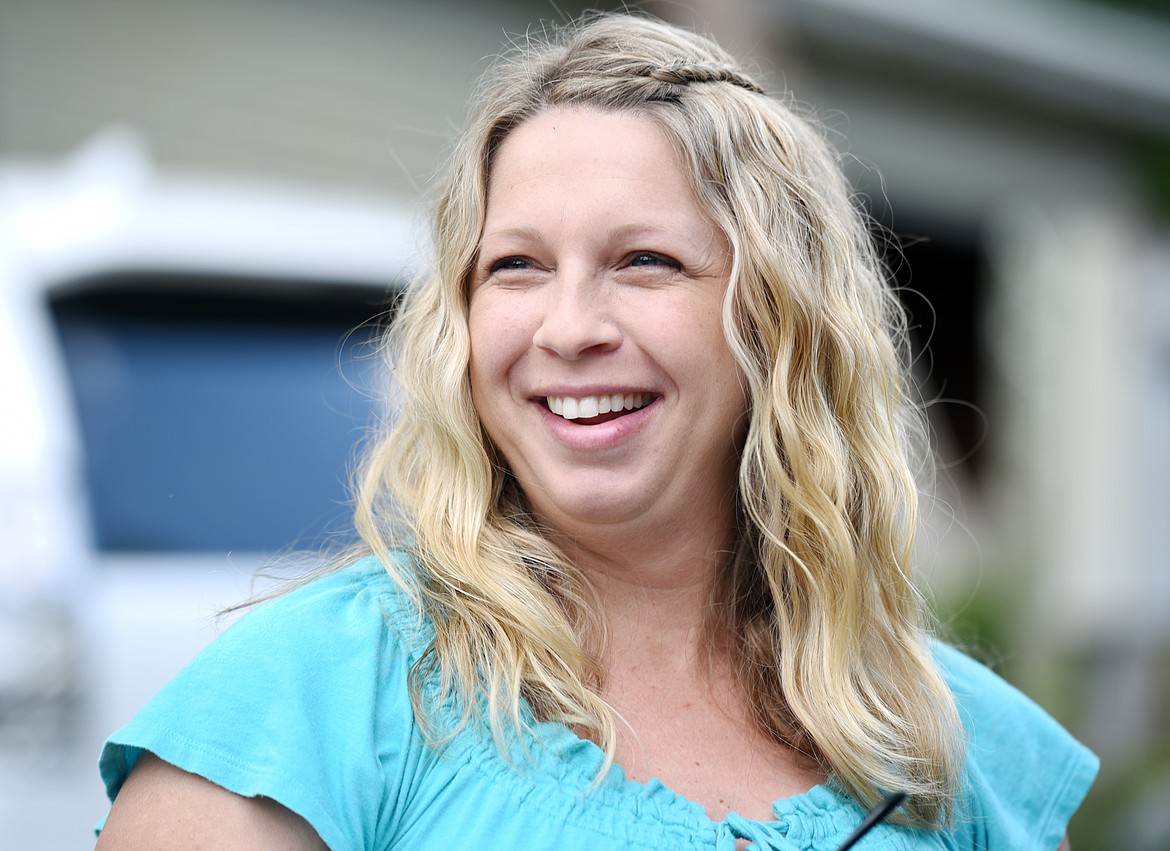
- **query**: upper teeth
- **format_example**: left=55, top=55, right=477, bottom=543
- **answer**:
left=547, top=393, right=649, bottom=420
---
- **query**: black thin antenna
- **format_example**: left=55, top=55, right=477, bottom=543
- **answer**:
left=835, top=792, right=907, bottom=850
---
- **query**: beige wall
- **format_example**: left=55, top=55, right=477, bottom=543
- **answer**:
left=0, top=0, right=596, bottom=199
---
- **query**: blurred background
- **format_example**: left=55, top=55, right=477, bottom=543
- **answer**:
left=0, top=0, right=1167, bottom=847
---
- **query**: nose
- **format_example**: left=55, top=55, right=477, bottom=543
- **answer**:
left=532, top=270, right=621, bottom=360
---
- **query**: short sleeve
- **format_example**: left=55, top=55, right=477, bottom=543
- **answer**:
left=935, top=644, right=1099, bottom=850
left=98, top=560, right=423, bottom=850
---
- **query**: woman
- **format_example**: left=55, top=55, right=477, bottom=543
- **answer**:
left=96, top=14, right=1096, bottom=850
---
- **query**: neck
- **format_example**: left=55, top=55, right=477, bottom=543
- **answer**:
left=555, top=516, right=737, bottom=678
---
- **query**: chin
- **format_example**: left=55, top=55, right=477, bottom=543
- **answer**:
left=532, top=489, right=656, bottom=532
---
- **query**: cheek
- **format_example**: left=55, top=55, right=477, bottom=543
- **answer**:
left=677, top=310, right=747, bottom=416
left=467, top=327, right=499, bottom=431
left=467, top=296, right=529, bottom=400
left=659, top=299, right=739, bottom=373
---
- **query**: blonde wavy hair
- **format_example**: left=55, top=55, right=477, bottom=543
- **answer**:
left=355, top=13, right=963, bottom=828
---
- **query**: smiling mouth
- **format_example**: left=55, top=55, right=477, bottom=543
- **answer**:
left=545, top=393, right=653, bottom=423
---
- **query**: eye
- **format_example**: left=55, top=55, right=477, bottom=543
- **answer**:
left=627, top=251, right=681, bottom=269
left=488, top=256, right=532, bottom=273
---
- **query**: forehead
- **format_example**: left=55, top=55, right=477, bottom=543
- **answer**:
left=493, top=107, right=674, bottom=166
left=482, top=108, right=703, bottom=226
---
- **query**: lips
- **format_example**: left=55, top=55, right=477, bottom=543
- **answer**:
left=543, top=393, right=656, bottom=426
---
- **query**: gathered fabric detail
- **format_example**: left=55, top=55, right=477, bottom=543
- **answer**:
left=718, top=813, right=801, bottom=851
left=450, top=709, right=870, bottom=850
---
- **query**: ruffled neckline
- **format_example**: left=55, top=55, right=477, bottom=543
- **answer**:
left=456, top=708, right=877, bottom=850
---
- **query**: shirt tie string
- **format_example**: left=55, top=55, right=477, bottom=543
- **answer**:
left=716, top=814, right=801, bottom=851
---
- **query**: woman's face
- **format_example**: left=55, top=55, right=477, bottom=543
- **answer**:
left=467, top=107, right=747, bottom=543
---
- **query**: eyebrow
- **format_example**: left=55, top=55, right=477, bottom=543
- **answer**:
left=479, top=223, right=687, bottom=244
left=478, top=226, right=543, bottom=244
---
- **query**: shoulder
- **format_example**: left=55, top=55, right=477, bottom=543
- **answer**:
left=932, top=642, right=1088, bottom=760
left=147, top=555, right=431, bottom=726
left=99, top=553, right=430, bottom=850
left=933, top=642, right=1052, bottom=729
left=227, top=555, right=427, bottom=657
left=932, top=643, right=1098, bottom=850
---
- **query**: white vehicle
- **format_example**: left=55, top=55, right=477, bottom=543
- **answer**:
left=0, top=127, right=417, bottom=847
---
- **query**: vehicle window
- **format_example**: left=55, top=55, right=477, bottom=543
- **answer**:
left=50, top=274, right=395, bottom=554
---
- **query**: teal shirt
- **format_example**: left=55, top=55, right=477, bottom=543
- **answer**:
left=98, top=557, right=1097, bottom=850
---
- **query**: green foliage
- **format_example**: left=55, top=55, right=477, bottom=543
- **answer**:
left=1072, top=739, right=1170, bottom=850
left=1084, top=0, right=1170, bottom=19
left=1130, top=135, right=1170, bottom=222
left=930, top=573, right=1023, bottom=672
